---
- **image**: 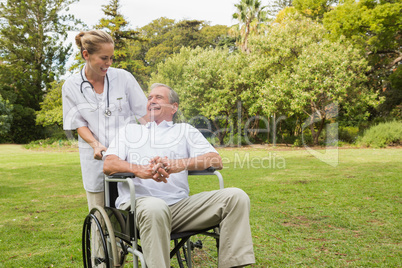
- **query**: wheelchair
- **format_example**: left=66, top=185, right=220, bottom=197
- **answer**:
left=82, top=168, right=224, bottom=268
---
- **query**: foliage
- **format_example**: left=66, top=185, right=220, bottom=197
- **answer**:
left=0, top=94, right=13, bottom=137
left=323, top=0, right=402, bottom=119
left=247, top=15, right=380, bottom=145
left=266, top=0, right=293, bottom=17
left=273, top=6, right=298, bottom=23
left=338, top=126, right=360, bottom=144
left=8, top=104, right=45, bottom=144
left=0, top=0, right=80, bottom=143
left=151, top=47, right=250, bottom=145
left=24, top=137, right=78, bottom=150
left=96, top=0, right=140, bottom=54
left=357, top=120, right=402, bottom=148
left=151, top=14, right=384, bottom=146
left=324, top=0, right=401, bottom=54
left=375, top=63, right=402, bottom=119
left=293, top=0, right=338, bottom=20
left=36, top=80, right=64, bottom=127
left=231, top=0, right=269, bottom=52
left=0, top=0, right=78, bottom=109
left=130, top=17, right=232, bottom=83
left=145, top=20, right=207, bottom=66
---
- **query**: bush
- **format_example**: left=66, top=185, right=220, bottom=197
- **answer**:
left=339, top=126, right=360, bottom=143
left=357, top=121, right=402, bottom=148
left=4, top=104, right=46, bottom=143
left=24, top=138, right=78, bottom=150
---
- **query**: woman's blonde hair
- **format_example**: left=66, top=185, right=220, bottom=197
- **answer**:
left=75, top=30, right=114, bottom=59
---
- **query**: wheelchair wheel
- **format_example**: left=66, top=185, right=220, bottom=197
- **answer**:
left=177, top=229, right=219, bottom=268
left=82, top=206, right=120, bottom=268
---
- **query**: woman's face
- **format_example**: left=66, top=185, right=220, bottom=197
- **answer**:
left=83, top=43, right=114, bottom=77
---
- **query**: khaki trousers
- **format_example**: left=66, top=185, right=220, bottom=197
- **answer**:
left=131, top=188, right=255, bottom=268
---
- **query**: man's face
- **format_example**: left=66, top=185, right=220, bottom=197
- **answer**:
left=147, top=86, right=178, bottom=124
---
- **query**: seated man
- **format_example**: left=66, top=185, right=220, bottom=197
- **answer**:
left=103, top=83, right=255, bottom=268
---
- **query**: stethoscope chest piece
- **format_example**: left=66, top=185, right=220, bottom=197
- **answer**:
left=104, top=109, right=112, bottom=117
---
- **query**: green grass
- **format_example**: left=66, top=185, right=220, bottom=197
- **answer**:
left=0, top=145, right=401, bottom=267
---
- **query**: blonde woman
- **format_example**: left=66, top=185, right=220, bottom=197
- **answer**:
left=62, top=30, right=147, bottom=211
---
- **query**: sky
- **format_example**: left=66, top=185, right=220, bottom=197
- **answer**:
left=68, top=0, right=240, bottom=29
left=64, top=0, right=241, bottom=72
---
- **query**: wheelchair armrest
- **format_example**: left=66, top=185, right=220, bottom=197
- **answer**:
left=188, top=167, right=224, bottom=189
left=108, top=172, right=135, bottom=178
left=110, top=168, right=218, bottom=177
left=188, top=167, right=216, bottom=175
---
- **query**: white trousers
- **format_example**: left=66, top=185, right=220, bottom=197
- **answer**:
left=86, top=191, right=104, bottom=211
left=131, top=188, right=255, bottom=268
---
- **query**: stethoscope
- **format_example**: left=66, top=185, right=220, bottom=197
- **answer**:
left=80, top=67, right=112, bottom=117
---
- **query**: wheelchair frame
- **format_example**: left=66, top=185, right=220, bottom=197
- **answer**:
left=82, top=168, right=224, bottom=268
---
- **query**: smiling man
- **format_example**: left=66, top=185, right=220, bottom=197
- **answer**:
left=147, top=84, right=179, bottom=124
left=103, top=83, right=255, bottom=268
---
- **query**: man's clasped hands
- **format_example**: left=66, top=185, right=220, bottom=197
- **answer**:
left=147, top=156, right=181, bottom=183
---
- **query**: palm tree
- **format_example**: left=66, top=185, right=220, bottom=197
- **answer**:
left=231, top=0, right=268, bottom=53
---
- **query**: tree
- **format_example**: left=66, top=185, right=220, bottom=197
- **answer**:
left=145, top=20, right=230, bottom=65
left=248, top=15, right=380, bottom=145
left=273, top=6, right=298, bottom=23
left=0, top=0, right=80, bottom=142
left=0, top=0, right=78, bottom=110
left=0, top=94, right=13, bottom=139
left=95, top=0, right=142, bottom=68
left=231, top=0, right=269, bottom=53
left=200, top=24, right=236, bottom=50
left=323, top=0, right=402, bottom=119
left=267, top=0, right=293, bottom=17
left=150, top=47, right=253, bottom=145
left=378, top=65, right=402, bottom=119
left=129, top=18, right=231, bottom=84
left=293, top=0, right=338, bottom=20
left=36, top=80, right=63, bottom=127
left=94, top=0, right=149, bottom=88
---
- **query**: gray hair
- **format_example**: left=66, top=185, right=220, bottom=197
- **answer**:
left=150, top=83, right=180, bottom=105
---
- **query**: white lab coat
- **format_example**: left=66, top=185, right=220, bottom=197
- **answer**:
left=62, top=66, right=147, bottom=192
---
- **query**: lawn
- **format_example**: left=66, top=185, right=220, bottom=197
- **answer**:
left=0, top=144, right=401, bottom=267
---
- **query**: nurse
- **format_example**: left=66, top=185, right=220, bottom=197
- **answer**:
left=62, top=30, right=147, bottom=211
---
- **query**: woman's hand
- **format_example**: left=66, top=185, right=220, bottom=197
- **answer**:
left=77, top=126, right=107, bottom=160
left=93, top=145, right=107, bottom=160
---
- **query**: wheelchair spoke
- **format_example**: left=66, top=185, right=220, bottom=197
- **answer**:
left=189, top=234, right=219, bottom=267
left=82, top=207, right=122, bottom=268
left=171, top=232, right=219, bottom=268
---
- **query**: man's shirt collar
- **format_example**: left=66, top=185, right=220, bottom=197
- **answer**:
left=145, top=120, right=174, bottom=129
